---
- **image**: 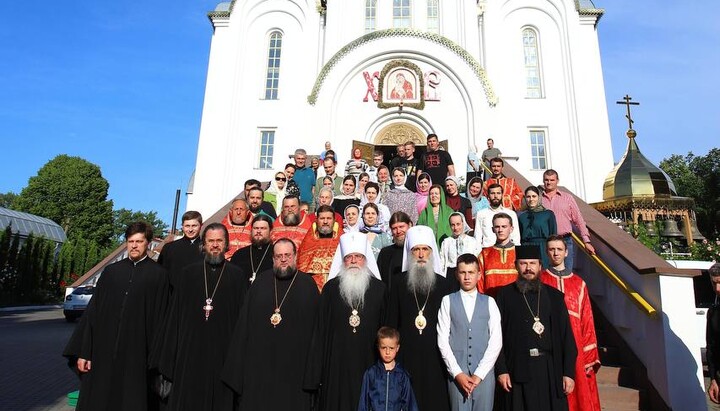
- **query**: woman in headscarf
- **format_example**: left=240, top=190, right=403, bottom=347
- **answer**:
left=415, top=172, right=432, bottom=217
left=359, top=202, right=393, bottom=259
left=345, top=147, right=369, bottom=179
left=439, top=212, right=481, bottom=291
left=518, top=185, right=557, bottom=267
left=416, top=184, right=453, bottom=246
left=444, top=176, right=474, bottom=224
left=343, top=204, right=361, bottom=232
left=360, top=182, right=391, bottom=232
left=382, top=167, right=419, bottom=223
left=333, top=175, right=361, bottom=216
left=356, top=172, right=371, bottom=198
left=464, top=176, right=490, bottom=227
left=264, top=171, right=287, bottom=214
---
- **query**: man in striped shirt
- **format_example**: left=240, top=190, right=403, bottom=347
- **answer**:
left=541, top=169, right=595, bottom=271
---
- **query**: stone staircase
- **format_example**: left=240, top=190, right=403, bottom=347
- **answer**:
left=593, top=300, right=670, bottom=411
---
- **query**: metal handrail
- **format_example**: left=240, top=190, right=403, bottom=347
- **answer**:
left=571, top=232, right=658, bottom=318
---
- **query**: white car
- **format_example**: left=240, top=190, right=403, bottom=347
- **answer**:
left=63, top=286, right=94, bottom=322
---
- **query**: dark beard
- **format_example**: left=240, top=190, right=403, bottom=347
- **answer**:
left=274, top=265, right=296, bottom=280
left=282, top=212, right=300, bottom=226
left=490, top=200, right=502, bottom=208
left=205, top=253, right=225, bottom=266
left=407, top=258, right=436, bottom=295
left=249, top=205, right=261, bottom=214
left=515, top=276, right=541, bottom=294
left=252, top=237, right=271, bottom=248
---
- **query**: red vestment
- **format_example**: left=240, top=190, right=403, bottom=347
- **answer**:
left=483, top=176, right=523, bottom=210
left=296, top=222, right=343, bottom=292
left=221, top=213, right=251, bottom=260
left=271, top=211, right=313, bottom=250
left=541, top=269, right=602, bottom=411
left=477, top=246, right=517, bottom=297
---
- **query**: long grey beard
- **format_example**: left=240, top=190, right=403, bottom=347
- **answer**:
left=407, top=256, right=436, bottom=295
left=516, top=276, right=542, bottom=294
left=339, top=267, right=371, bottom=309
left=205, top=253, right=225, bottom=266
left=282, top=212, right=300, bottom=226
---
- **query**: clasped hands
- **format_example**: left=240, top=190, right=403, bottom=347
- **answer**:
left=454, top=373, right=481, bottom=397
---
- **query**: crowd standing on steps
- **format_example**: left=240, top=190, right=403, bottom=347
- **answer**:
left=64, top=135, right=609, bottom=411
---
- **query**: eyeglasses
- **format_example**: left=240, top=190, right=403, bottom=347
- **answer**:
left=276, top=177, right=287, bottom=181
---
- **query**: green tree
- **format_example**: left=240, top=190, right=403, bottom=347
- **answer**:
left=112, top=208, right=168, bottom=243
left=13, top=155, right=114, bottom=246
left=0, top=192, right=17, bottom=209
left=0, top=225, right=11, bottom=268
left=660, top=149, right=720, bottom=236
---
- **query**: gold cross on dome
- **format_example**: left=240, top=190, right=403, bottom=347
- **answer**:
left=616, top=94, right=640, bottom=131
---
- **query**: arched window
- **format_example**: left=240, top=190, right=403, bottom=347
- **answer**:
left=264, top=31, right=282, bottom=100
left=365, top=0, right=377, bottom=33
left=522, top=28, right=543, bottom=98
left=427, top=0, right=439, bottom=33
left=393, top=0, right=411, bottom=28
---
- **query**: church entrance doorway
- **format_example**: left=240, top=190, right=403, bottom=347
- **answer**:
left=350, top=122, right=447, bottom=169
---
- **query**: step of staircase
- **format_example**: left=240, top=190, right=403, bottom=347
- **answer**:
left=597, top=366, right=640, bottom=410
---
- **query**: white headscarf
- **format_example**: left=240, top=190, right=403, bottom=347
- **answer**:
left=401, top=225, right=445, bottom=276
left=328, top=232, right=382, bottom=280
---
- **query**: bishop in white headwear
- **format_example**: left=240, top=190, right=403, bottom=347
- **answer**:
left=388, top=225, right=454, bottom=411
left=304, top=232, right=387, bottom=411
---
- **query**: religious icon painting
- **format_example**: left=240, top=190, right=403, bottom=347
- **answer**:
left=377, top=59, right=425, bottom=110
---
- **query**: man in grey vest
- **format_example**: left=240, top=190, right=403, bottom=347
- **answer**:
left=437, top=253, right=502, bottom=411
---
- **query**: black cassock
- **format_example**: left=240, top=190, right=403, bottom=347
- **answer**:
left=229, top=243, right=274, bottom=286
left=304, top=276, right=386, bottom=411
left=377, top=243, right=404, bottom=293
left=63, top=257, right=170, bottom=411
left=387, top=273, right=452, bottom=411
left=156, top=261, right=247, bottom=411
left=222, top=270, right=319, bottom=411
left=157, top=236, right=203, bottom=291
left=494, top=283, right=577, bottom=411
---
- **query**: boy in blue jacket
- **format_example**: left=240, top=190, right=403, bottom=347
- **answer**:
left=358, top=326, right=419, bottom=411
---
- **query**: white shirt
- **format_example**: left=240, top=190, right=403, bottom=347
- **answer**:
left=439, top=234, right=482, bottom=273
left=474, top=206, right=521, bottom=247
left=436, top=289, right=502, bottom=380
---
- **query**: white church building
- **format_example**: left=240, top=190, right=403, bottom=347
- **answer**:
left=187, top=0, right=614, bottom=218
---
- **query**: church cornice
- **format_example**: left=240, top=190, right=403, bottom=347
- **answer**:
left=307, top=28, right=498, bottom=107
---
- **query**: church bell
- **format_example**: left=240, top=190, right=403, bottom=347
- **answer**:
left=644, top=221, right=657, bottom=237
left=680, top=219, right=706, bottom=242
left=660, top=219, right=683, bottom=238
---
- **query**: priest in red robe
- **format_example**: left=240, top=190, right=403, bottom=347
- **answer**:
left=221, top=198, right=252, bottom=259
left=478, top=212, right=518, bottom=297
left=482, top=157, right=523, bottom=210
left=272, top=195, right=313, bottom=250
left=297, top=205, right=343, bottom=291
left=540, top=235, right=601, bottom=411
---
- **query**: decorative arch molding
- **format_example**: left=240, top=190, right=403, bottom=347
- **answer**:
left=373, top=122, right=427, bottom=146
left=307, top=28, right=498, bottom=107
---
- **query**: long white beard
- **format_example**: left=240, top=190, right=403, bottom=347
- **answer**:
left=407, top=256, right=436, bottom=295
left=339, top=266, right=371, bottom=309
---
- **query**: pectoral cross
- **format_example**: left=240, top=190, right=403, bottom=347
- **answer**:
left=616, top=94, right=640, bottom=131
left=203, top=298, right=213, bottom=321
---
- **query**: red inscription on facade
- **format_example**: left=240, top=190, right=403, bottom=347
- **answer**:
left=424, top=71, right=441, bottom=101
left=363, top=71, right=380, bottom=102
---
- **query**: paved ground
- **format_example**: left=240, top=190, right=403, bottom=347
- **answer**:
left=0, top=308, right=77, bottom=411
left=3, top=307, right=720, bottom=410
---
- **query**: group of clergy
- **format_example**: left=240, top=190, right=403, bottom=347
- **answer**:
left=63, top=205, right=601, bottom=411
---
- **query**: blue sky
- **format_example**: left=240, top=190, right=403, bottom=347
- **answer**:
left=1, top=1, right=717, bottom=227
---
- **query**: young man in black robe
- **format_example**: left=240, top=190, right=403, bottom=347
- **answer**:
left=158, top=210, right=203, bottom=292
left=377, top=211, right=412, bottom=293
left=63, top=222, right=170, bottom=411
left=387, top=225, right=452, bottom=411
left=495, top=245, right=577, bottom=411
left=230, top=214, right=274, bottom=285
left=156, top=223, right=247, bottom=411
left=222, top=238, right=320, bottom=410
left=304, top=232, right=387, bottom=411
